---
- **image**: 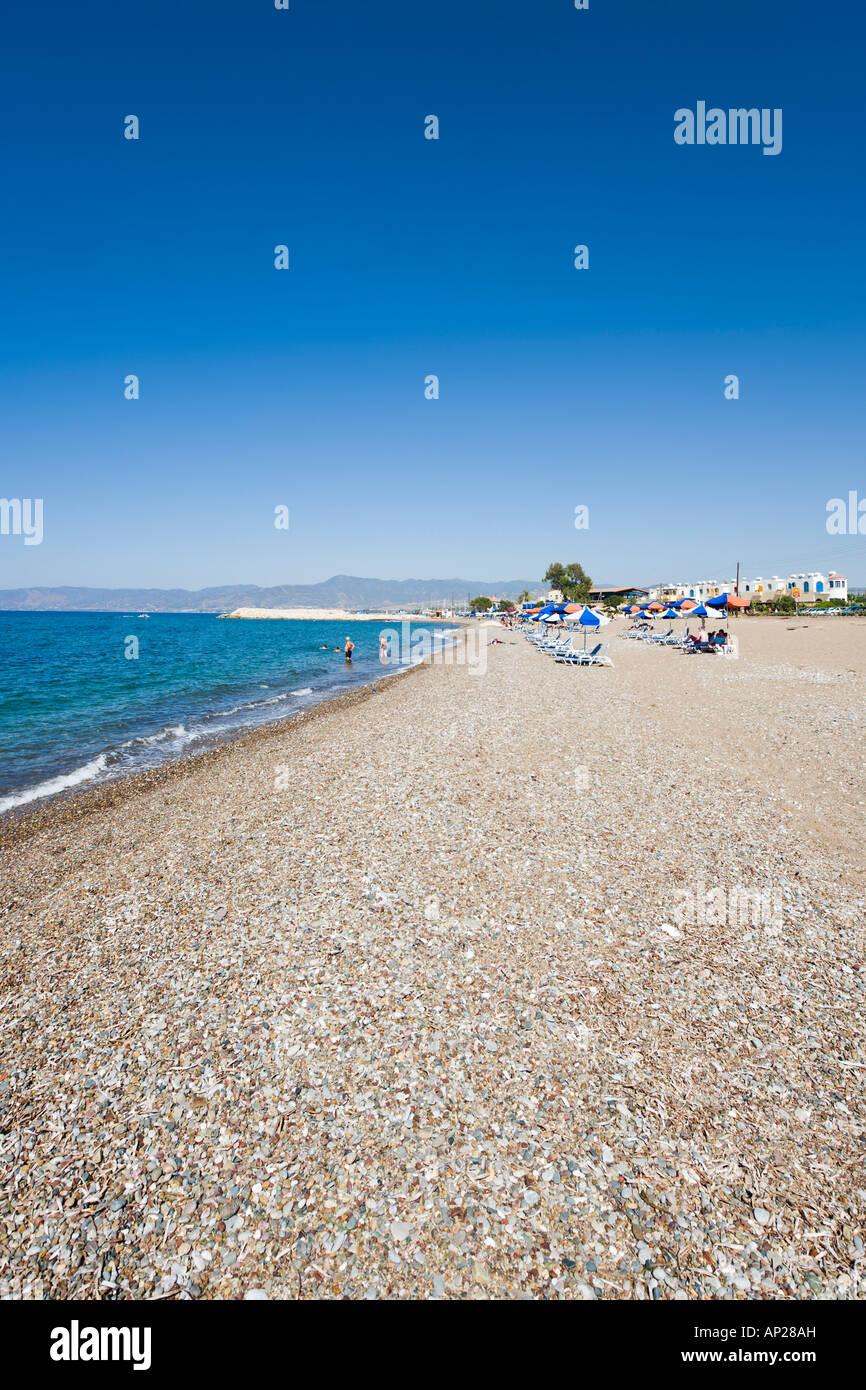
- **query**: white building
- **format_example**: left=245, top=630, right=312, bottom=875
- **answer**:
left=741, top=571, right=848, bottom=602
left=649, top=579, right=734, bottom=602
left=655, top=571, right=848, bottom=604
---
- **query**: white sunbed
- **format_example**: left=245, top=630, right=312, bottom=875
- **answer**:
left=538, top=632, right=572, bottom=654
left=555, top=641, right=613, bottom=667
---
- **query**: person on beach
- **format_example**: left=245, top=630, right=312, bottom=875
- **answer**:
left=379, top=633, right=389, bottom=664
left=344, top=637, right=354, bottom=662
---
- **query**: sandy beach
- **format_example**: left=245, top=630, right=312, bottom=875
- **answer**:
left=1, top=617, right=863, bottom=1301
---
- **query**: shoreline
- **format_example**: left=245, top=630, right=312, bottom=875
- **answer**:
left=0, top=654, right=433, bottom=849
left=0, top=621, right=469, bottom=836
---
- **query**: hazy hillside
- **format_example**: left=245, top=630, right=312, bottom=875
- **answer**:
left=0, top=575, right=544, bottom=613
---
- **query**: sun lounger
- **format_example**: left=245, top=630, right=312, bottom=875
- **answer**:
left=556, top=641, right=601, bottom=663
left=538, top=632, right=572, bottom=654
left=684, top=639, right=724, bottom=654
left=555, top=641, right=612, bottom=667
left=582, top=642, right=612, bottom=666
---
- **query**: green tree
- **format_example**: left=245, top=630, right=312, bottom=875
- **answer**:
left=470, top=596, right=493, bottom=612
left=497, top=599, right=515, bottom=612
left=517, top=589, right=532, bottom=604
left=543, top=561, right=593, bottom=603
left=543, top=562, right=567, bottom=593
left=774, top=594, right=795, bottom=614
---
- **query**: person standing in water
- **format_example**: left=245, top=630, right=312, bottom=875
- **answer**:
left=344, top=637, right=354, bottom=662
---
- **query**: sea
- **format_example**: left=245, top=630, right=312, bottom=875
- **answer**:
left=0, top=612, right=456, bottom=813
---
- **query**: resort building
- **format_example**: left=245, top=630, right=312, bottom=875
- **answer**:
left=588, top=585, right=650, bottom=603
left=649, top=571, right=848, bottom=604
left=739, top=571, right=848, bottom=602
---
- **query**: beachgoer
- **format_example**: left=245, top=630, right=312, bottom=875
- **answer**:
left=344, top=637, right=354, bottom=662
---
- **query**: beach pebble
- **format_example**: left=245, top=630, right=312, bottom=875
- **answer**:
left=0, top=621, right=861, bottom=1303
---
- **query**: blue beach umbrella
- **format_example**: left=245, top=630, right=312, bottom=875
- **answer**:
left=705, top=592, right=736, bottom=633
left=689, top=603, right=709, bottom=618
left=567, top=604, right=606, bottom=648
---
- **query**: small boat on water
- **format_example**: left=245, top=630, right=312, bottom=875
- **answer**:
left=138, top=613, right=150, bottom=619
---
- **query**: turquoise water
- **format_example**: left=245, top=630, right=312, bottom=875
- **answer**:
left=0, top=612, right=450, bottom=812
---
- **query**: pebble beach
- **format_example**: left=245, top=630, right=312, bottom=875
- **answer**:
left=1, top=617, right=864, bottom=1301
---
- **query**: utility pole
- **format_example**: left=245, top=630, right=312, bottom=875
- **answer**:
left=735, top=561, right=739, bottom=597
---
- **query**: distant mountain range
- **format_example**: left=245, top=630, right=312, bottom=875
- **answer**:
left=0, top=575, right=545, bottom=613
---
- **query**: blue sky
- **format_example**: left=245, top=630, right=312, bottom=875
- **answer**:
left=1, top=0, right=864, bottom=590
